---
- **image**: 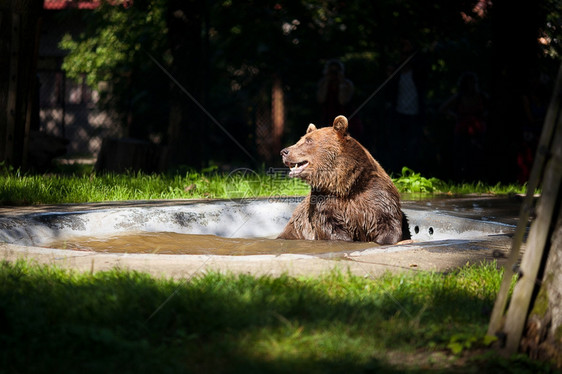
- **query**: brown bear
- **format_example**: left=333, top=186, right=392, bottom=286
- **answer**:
left=277, top=115, right=407, bottom=245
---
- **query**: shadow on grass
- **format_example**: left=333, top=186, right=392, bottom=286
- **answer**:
left=0, top=260, right=553, bottom=374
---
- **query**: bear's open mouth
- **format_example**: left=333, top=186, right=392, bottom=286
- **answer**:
left=286, top=161, right=309, bottom=176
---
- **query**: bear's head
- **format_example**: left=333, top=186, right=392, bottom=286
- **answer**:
left=280, top=115, right=376, bottom=196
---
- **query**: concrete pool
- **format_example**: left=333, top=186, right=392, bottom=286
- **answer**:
left=0, top=196, right=523, bottom=277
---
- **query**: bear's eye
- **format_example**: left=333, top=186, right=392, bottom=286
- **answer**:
left=305, top=137, right=313, bottom=144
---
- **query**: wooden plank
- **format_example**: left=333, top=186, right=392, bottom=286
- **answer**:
left=502, top=113, right=562, bottom=354
left=487, top=61, right=562, bottom=337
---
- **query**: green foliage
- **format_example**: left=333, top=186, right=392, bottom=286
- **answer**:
left=392, top=167, right=445, bottom=194
left=58, top=0, right=171, bottom=138
left=393, top=167, right=531, bottom=197
left=0, top=161, right=15, bottom=176
left=0, top=260, right=550, bottom=373
left=446, top=332, right=497, bottom=355
left=60, top=0, right=168, bottom=88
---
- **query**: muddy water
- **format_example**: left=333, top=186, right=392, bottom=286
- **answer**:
left=39, top=197, right=523, bottom=256
left=47, top=232, right=377, bottom=256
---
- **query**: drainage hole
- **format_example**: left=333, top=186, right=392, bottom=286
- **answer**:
left=414, top=225, right=420, bottom=234
left=428, top=227, right=434, bottom=236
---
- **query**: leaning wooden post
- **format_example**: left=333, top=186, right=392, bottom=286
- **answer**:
left=501, top=111, right=562, bottom=354
left=487, top=61, right=562, bottom=339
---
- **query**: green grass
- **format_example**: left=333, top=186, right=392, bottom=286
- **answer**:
left=0, top=165, right=530, bottom=206
left=0, top=167, right=309, bottom=205
left=0, top=260, right=552, bottom=373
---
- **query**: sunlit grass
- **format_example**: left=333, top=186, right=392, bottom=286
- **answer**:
left=0, top=259, right=546, bottom=373
left=0, top=167, right=308, bottom=205
left=0, top=165, right=531, bottom=206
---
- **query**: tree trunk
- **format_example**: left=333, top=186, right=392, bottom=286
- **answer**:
left=520, top=203, right=562, bottom=368
left=0, top=0, right=43, bottom=168
left=163, top=0, right=205, bottom=170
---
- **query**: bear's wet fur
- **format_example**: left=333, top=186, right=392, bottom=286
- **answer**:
left=278, top=115, right=409, bottom=245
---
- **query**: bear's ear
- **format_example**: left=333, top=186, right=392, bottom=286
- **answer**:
left=306, top=123, right=317, bottom=134
left=333, top=115, right=348, bottom=135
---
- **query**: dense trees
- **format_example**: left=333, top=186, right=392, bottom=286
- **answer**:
left=2, top=0, right=561, bottom=176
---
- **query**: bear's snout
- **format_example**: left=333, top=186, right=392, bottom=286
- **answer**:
left=280, top=148, right=290, bottom=157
